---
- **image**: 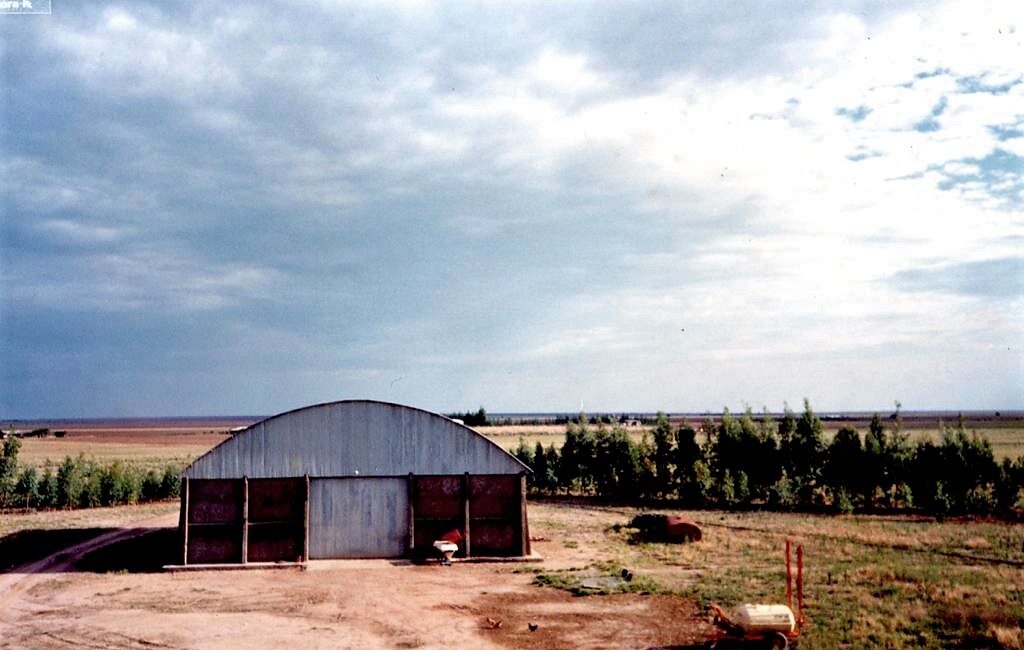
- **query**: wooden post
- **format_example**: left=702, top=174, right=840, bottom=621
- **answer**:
left=462, top=472, right=471, bottom=558
left=182, top=476, right=190, bottom=565
left=241, top=476, right=249, bottom=564
left=519, top=472, right=530, bottom=556
left=407, top=473, right=415, bottom=555
left=303, top=474, right=310, bottom=562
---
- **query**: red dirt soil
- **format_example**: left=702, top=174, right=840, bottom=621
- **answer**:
left=0, top=506, right=714, bottom=650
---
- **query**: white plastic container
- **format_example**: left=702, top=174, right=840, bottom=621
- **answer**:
left=730, top=604, right=796, bottom=634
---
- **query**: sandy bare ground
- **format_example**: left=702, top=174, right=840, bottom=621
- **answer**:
left=0, top=504, right=711, bottom=650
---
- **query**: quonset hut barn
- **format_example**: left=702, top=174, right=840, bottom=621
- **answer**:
left=179, top=400, right=531, bottom=565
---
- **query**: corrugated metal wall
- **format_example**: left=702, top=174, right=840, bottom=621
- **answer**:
left=183, top=400, right=526, bottom=479
left=309, top=478, right=407, bottom=559
left=179, top=401, right=530, bottom=564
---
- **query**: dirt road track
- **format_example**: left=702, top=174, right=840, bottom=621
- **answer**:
left=0, top=513, right=178, bottom=620
left=0, top=506, right=710, bottom=650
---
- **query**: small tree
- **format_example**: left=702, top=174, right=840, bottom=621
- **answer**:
left=651, top=412, right=675, bottom=497
left=39, top=464, right=58, bottom=508
left=862, top=414, right=888, bottom=507
left=769, top=470, right=798, bottom=510
left=782, top=399, right=825, bottom=505
left=513, top=438, right=534, bottom=487
left=559, top=413, right=595, bottom=493
left=141, top=470, right=163, bottom=501
left=673, top=422, right=703, bottom=496
left=0, top=434, right=22, bottom=507
left=995, top=456, right=1024, bottom=512
left=159, top=465, right=181, bottom=499
left=826, top=426, right=864, bottom=502
left=777, top=403, right=797, bottom=465
left=57, top=455, right=85, bottom=508
left=717, top=469, right=737, bottom=507
left=14, top=466, right=39, bottom=509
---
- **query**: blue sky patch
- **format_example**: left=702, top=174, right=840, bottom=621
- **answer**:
left=890, top=257, right=1024, bottom=299
left=836, top=105, right=871, bottom=122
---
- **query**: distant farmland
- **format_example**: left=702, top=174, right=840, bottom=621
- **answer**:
left=6, top=411, right=1022, bottom=471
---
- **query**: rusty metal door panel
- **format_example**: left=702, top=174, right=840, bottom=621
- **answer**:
left=246, top=477, right=305, bottom=562
left=469, top=475, right=519, bottom=518
left=469, top=521, right=517, bottom=556
left=413, top=475, right=462, bottom=518
left=248, top=478, right=304, bottom=523
left=188, top=524, right=242, bottom=564
left=308, top=477, right=408, bottom=558
left=248, top=523, right=304, bottom=562
left=469, top=475, right=521, bottom=556
left=188, top=479, right=243, bottom=524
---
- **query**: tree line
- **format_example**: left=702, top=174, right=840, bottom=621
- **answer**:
left=513, top=400, right=1024, bottom=517
left=0, top=435, right=181, bottom=511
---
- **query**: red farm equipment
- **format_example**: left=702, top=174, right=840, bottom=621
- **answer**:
left=706, top=540, right=805, bottom=649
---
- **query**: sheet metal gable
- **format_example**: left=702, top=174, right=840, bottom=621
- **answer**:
left=183, top=400, right=528, bottom=479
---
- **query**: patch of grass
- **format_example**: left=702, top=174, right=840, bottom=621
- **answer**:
left=532, top=561, right=663, bottom=596
left=529, top=502, right=1024, bottom=649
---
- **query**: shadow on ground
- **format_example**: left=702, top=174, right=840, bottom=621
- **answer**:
left=0, top=527, right=178, bottom=574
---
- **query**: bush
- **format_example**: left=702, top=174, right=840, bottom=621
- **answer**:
left=14, top=466, right=39, bottom=509
left=769, top=471, right=798, bottom=510
left=0, top=435, right=22, bottom=508
left=39, top=465, right=58, bottom=508
left=141, top=470, right=162, bottom=501
left=833, top=487, right=854, bottom=515
left=57, top=455, right=85, bottom=508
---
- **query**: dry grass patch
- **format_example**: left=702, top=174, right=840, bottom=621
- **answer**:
left=526, top=501, right=1024, bottom=649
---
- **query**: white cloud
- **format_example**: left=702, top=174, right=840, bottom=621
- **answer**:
left=50, top=7, right=243, bottom=101
left=528, top=48, right=610, bottom=96
left=5, top=1, right=1022, bottom=414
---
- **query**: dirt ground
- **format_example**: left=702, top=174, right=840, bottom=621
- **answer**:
left=0, top=504, right=713, bottom=650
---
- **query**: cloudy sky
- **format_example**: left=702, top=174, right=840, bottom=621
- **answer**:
left=1, top=1, right=1022, bottom=418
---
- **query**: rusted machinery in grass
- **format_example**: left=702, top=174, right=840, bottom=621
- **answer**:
left=706, top=540, right=804, bottom=649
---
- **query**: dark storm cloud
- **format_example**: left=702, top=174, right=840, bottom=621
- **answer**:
left=1, top=0, right=1019, bottom=416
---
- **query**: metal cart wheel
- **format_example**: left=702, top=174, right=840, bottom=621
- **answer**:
left=766, top=632, right=788, bottom=650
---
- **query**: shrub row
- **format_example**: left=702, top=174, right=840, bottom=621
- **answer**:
left=0, top=436, right=181, bottom=511
left=513, top=401, right=1024, bottom=516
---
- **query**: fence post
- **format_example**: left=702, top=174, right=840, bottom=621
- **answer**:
left=462, top=472, right=471, bottom=558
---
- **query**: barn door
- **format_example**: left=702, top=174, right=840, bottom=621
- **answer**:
left=308, top=477, right=409, bottom=558
left=246, top=478, right=306, bottom=563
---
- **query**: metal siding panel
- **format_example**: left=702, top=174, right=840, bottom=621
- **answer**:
left=183, top=401, right=528, bottom=479
left=308, top=477, right=408, bottom=558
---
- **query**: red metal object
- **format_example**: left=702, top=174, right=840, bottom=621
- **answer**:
left=664, top=516, right=703, bottom=542
left=785, top=539, right=793, bottom=610
left=439, top=528, right=462, bottom=543
left=796, top=544, right=804, bottom=627
left=707, top=540, right=804, bottom=649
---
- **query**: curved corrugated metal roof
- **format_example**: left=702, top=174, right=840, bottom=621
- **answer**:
left=183, top=399, right=528, bottom=479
